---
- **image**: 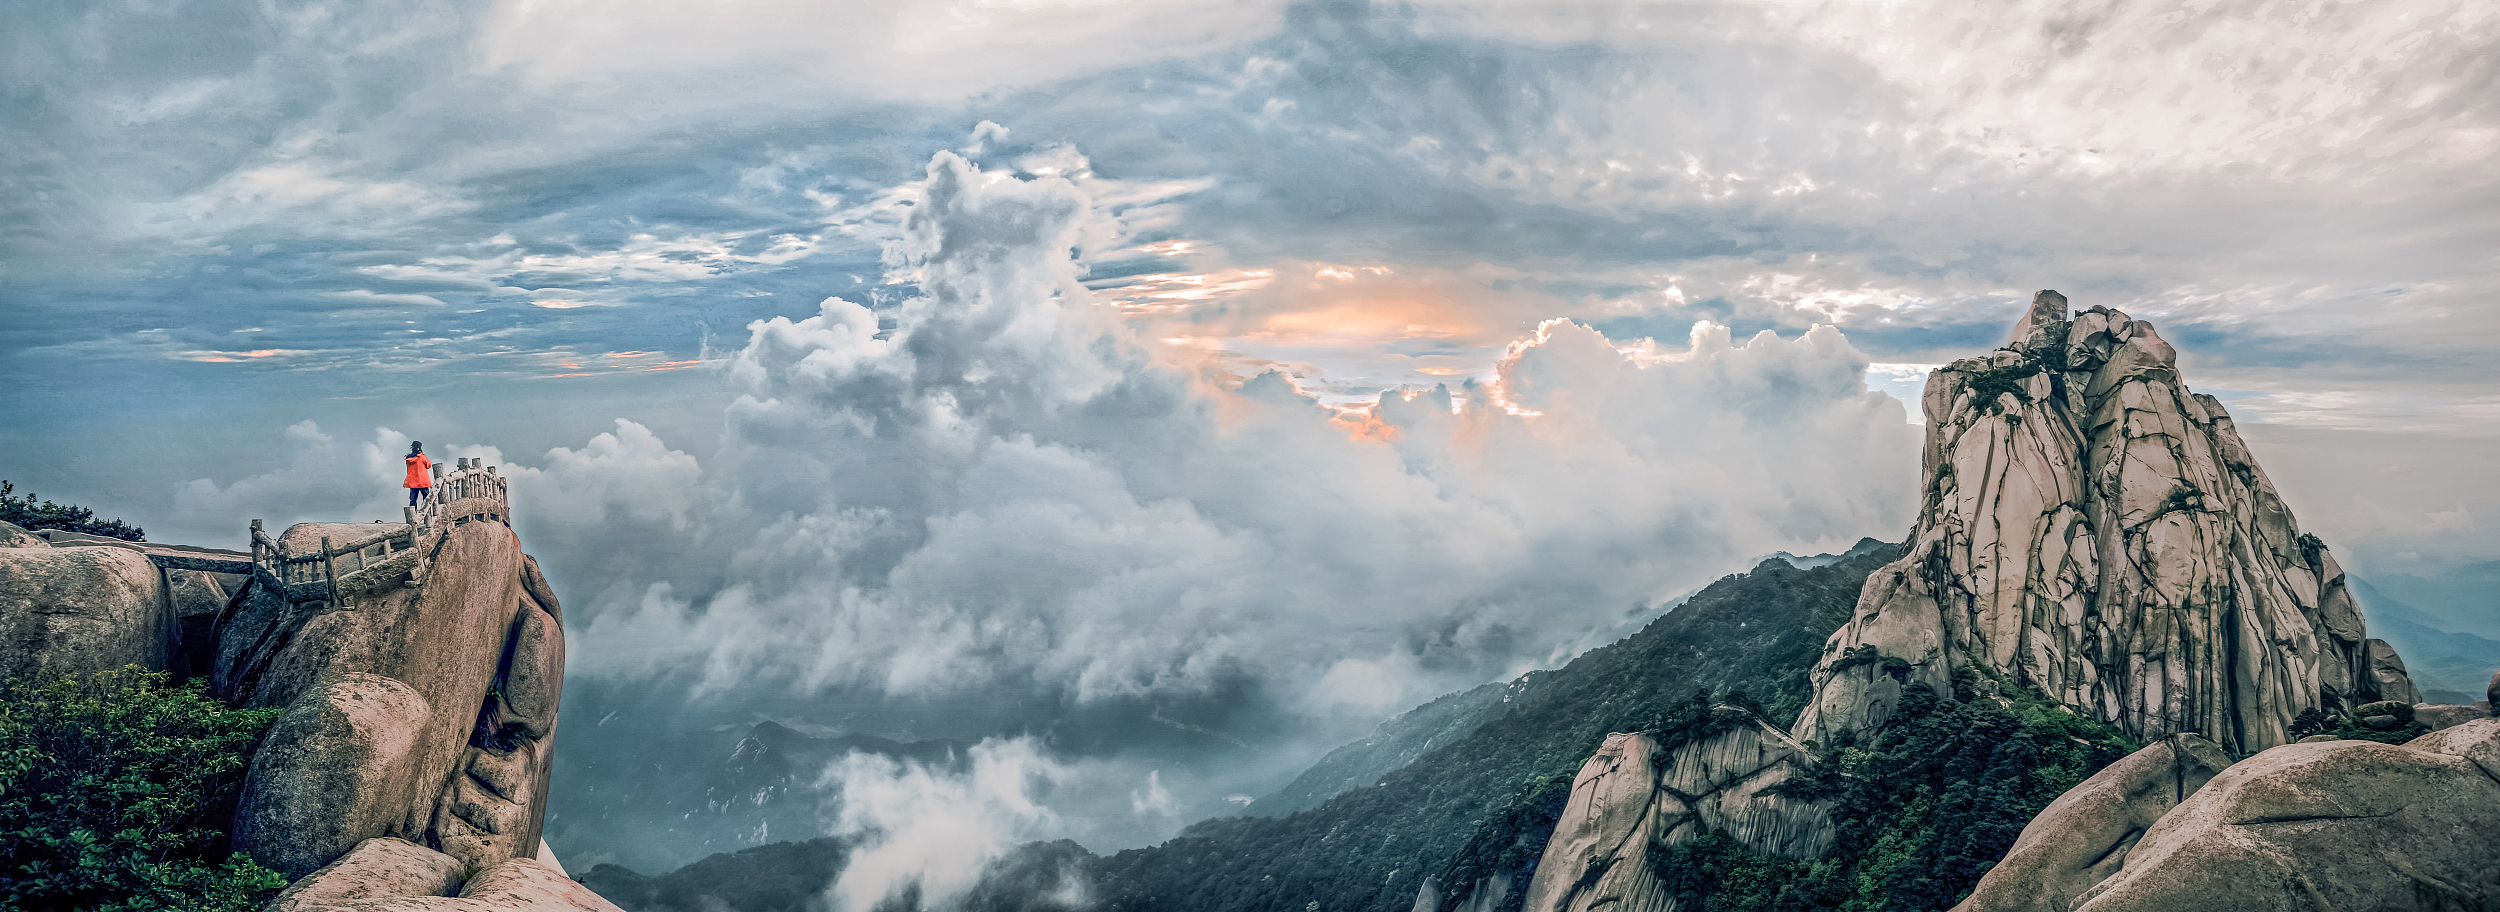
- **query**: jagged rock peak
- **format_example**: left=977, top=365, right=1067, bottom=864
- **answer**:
left=1516, top=292, right=2433, bottom=911
left=1797, top=292, right=2410, bottom=756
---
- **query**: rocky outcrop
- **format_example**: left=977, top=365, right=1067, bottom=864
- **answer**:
left=234, top=674, right=435, bottom=878
left=2415, top=699, right=2496, bottom=730
left=1520, top=732, right=1673, bottom=912
left=1521, top=711, right=1834, bottom=912
left=274, top=837, right=623, bottom=912
left=1647, top=710, right=1831, bottom=857
left=1798, top=292, right=2406, bottom=755
left=0, top=545, right=171, bottom=683
left=1965, top=719, right=2500, bottom=911
left=269, top=838, right=467, bottom=912
left=218, top=511, right=567, bottom=881
left=166, top=567, right=235, bottom=679
left=0, top=520, right=48, bottom=548
left=1953, top=735, right=2232, bottom=912
left=0, top=463, right=575, bottom=906
left=1522, top=293, right=2436, bottom=909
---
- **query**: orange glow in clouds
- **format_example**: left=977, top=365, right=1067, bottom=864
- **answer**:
left=1243, top=298, right=1479, bottom=347
left=190, top=349, right=293, bottom=362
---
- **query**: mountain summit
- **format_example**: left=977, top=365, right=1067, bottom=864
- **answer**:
left=1799, top=290, right=2413, bottom=756
left=1521, top=292, right=2442, bottom=912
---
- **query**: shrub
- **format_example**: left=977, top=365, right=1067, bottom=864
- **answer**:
left=1959, top=362, right=2042, bottom=414
left=2159, top=486, right=2204, bottom=517
left=2296, top=533, right=2327, bottom=565
left=0, top=667, right=287, bottom=911
left=1648, top=674, right=2137, bottom=911
left=0, top=481, right=144, bottom=542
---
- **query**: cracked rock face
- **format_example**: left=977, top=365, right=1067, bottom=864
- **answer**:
left=1520, top=732, right=1673, bottom=912
left=1959, top=721, right=2500, bottom=912
left=1520, top=293, right=2434, bottom=911
left=2048, top=720, right=2500, bottom=911
left=1798, top=293, right=2409, bottom=756
left=1520, top=714, right=1835, bottom=912
left=221, top=521, right=567, bottom=882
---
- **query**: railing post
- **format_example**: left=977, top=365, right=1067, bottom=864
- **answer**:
left=320, top=536, right=344, bottom=610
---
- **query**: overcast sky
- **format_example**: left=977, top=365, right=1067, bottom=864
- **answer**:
left=6, top=0, right=2497, bottom=895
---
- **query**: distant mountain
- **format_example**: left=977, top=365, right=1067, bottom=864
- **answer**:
left=1754, top=536, right=1892, bottom=571
left=582, top=836, right=859, bottom=912
left=2352, top=575, right=2500, bottom=703
left=1246, top=680, right=1508, bottom=817
left=552, top=718, right=971, bottom=874
left=1028, top=546, right=1897, bottom=912
left=2357, top=561, right=2500, bottom=642
left=579, top=546, right=1899, bottom=912
left=712, top=720, right=973, bottom=807
left=1246, top=539, right=1897, bottom=822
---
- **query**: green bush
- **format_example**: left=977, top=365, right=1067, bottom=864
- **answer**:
left=0, top=667, right=287, bottom=911
left=1648, top=674, right=2138, bottom=911
left=1958, top=362, right=2042, bottom=414
left=2296, top=533, right=2327, bottom=565
left=0, top=482, right=144, bottom=543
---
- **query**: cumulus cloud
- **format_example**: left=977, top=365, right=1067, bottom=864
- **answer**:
left=572, top=146, right=1917, bottom=752
left=24, top=0, right=2490, bottom=876
left=168, top=423, right=430, bottom=534
left=819, top=738, right=1075, bottom=912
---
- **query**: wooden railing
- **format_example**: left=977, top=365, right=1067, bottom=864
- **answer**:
left=249, top=458, right=511, bottom=609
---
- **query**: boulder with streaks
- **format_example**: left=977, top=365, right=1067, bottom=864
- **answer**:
left=0, top=545, right=170, bottom=683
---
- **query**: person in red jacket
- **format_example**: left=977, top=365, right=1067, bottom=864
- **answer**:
left=405, top=441, right=433, bottom=508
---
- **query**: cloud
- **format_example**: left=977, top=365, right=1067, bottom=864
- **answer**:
left=818, top=738, right=1076, bottom=912
left=14, top=0, right=2494, bottom=873
left=325, top=290, right=449, bottom=308
left=574, top=146, right=1918, bottom=726
left=168, top=422, right=410, bottom=534
left=476, top=0, right=1291, bottom=106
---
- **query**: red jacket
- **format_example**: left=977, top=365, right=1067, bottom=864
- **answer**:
left=405, top=454, right=433, bottom=489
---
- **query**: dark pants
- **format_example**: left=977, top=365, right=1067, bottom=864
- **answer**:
left=409, top=486, right=428, bottom=507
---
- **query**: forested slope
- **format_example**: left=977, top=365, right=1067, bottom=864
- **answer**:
left=1061, top=543, right=1901, bottom=912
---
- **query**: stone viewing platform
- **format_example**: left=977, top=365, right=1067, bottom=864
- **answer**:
left=246, top=457, right=510, bottom=611
left=0, top=458, right=618, bottom=909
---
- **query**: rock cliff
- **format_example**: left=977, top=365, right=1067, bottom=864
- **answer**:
left=1798, top=290, right=2407, bottom=755
left=216, top=516, right=560, bottom=879
left=1521, top=293, right=2437, bottom=912
left=0, top=463, right=615, bottom=911
left=0, top=541, right=171, bottom=683
left=1959, top=720, right=2500, bottom=911
left=1521, top=713, right=1831, bottom=912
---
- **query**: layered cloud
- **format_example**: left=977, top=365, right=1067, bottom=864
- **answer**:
left=567, top=150, right=1917, bottom=716
left=522, top=146, right=1917, bottom=890
left=8, top=0, right=2496, bottom=885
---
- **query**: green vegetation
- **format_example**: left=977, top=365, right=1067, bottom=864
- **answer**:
left=1824, top=645, right=1909, bottom=681
left=1959, top=362, right=2042, bottom=414
left=2287, top=707, right=2429, bottom=746
left=2296, top=533, right=2327, bottom=565
left=2158, top=485, right=2205, bottom=517
left=1054, top=546, right=1898, bottom=912
left=1645, top=674, right=2137, bottom=912
left=0, top=481, right=144, bottom=543
left=0, top=667, right=286, bottom=911
left=583, top=837, right=862, bottom=912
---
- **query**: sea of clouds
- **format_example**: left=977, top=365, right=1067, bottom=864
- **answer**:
left=172, top=146, right=1927, bottom=904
